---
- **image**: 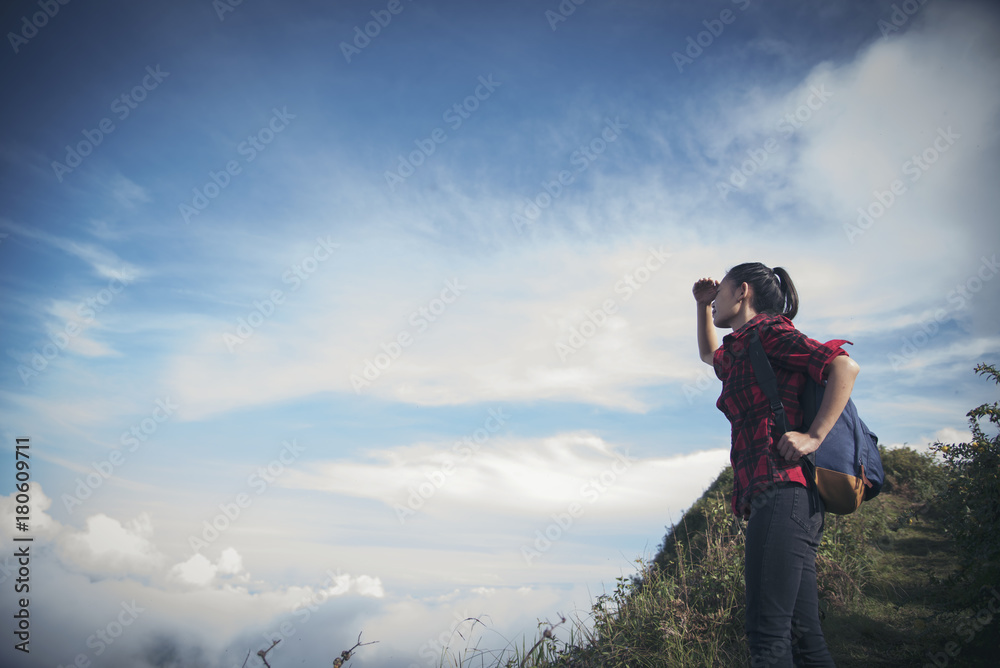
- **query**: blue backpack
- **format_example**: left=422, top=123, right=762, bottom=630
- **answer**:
left=748, top=329, right=884, bottom=515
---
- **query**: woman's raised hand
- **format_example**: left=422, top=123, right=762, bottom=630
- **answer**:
left=692, top=278, right=719, bottom=305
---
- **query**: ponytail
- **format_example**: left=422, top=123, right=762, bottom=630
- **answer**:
left=771, top=266, right=798, bottom=320
left=725, top=262, right=799, bottom=320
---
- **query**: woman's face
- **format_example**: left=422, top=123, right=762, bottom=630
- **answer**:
left=712, top=276, right=745, bottom=328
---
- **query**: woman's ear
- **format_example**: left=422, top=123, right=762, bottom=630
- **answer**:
left=738, top=281, right=751, bottom=302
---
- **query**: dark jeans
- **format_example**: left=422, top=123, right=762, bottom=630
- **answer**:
left=745, top=482, right=835, bottom=667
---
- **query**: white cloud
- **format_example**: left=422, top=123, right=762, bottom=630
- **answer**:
left=171, top=552, right=218, bottom=586
left=670, top=2, right=1000, bottom=345
left=0, top=219, right=143, bottom=283
left=168, top=547, right=250, bottom=588
left=59, top=513, right=164, bottom=578
left=108, top=173, right=151, bottom=208
left=930, top=426, right=975, bottom=446
left=0, top=487, right=389, bottom=667
left=354, top=574, right=386, bottom=598
left=162, top=237, right=695, bottom=418
left=281, top=431, right=730, bottom=528
left=874, top=335, right=1000, bottom=374
left=42, top=298, right=122, bottom=358
left=882, top=425, right=976, bottom=454
left=217, top=546, right=244, bottom=575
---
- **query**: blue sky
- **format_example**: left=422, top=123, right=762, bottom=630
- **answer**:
left=2, top=0, right=999, bottom=666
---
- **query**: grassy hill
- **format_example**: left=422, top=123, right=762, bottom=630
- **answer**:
left=497, top=364, right=1000, bottom=668
left=497, top=449, right=994, bottom=667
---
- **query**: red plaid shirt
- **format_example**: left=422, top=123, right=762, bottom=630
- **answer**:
left=713, top=313, right=849, bottom=518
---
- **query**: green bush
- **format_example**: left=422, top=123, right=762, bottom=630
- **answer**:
left=879, top=444, right=947, bottom=501
left=929, top=363, right=1000, bottom=590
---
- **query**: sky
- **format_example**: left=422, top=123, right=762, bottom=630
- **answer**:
left=1, top=0, right=999, bottom=666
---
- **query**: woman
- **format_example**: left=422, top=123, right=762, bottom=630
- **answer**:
left=693, top=262, right=859, bottom=667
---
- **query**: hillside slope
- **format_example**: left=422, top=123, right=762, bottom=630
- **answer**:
left=513, top=447, right=998, bottom=667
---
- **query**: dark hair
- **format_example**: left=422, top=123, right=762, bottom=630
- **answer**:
left=724, top=262, right=799, bottom=320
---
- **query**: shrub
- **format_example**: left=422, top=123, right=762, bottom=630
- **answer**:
left=929, top=363, right=1000, bottom=590
left=879, top=444, right=946, bottom=501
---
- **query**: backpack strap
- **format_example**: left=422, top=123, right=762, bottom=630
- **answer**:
left=747, top=329, right=818, bottom=487
left=747, top=329, right=791, bottom=434
left=852, top=407, right=873, bottom=490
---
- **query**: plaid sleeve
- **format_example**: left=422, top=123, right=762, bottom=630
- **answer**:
left=757, top=317, right=848, bottom=384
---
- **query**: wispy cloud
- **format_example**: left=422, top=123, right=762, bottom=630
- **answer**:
left=282, top=431, right=730, bottom=523
left=0, top=219, right=143, bottom=282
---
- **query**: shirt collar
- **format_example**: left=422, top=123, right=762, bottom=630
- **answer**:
left=723, top=312, right=782, bottom=345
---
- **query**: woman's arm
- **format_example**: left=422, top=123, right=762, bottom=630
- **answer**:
left=776, top=355, right=861, bottom=461
left=693, top=278, right=720, bottom=365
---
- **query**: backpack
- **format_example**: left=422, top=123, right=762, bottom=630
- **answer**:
left=747, top=329, right=884, bottom=515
